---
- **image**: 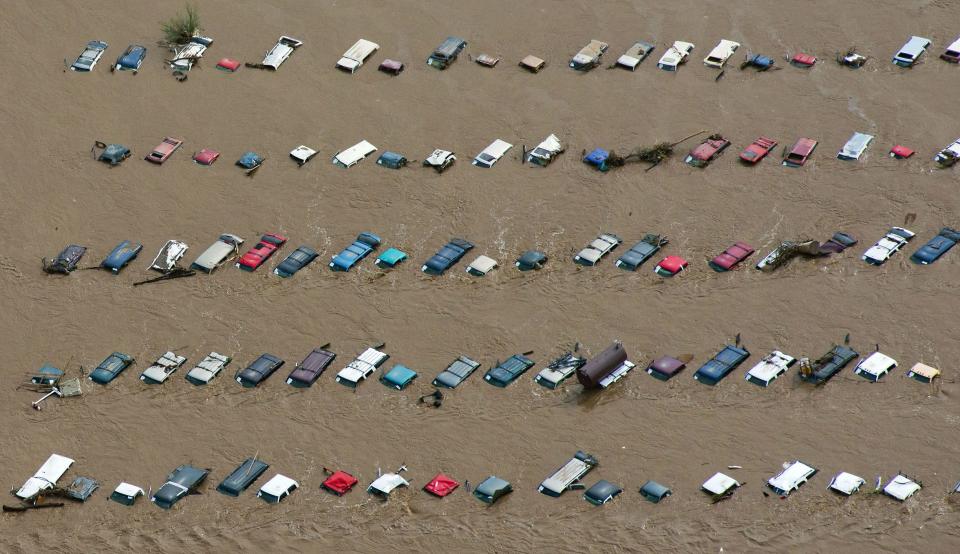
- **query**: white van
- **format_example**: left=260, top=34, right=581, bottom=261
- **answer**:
left=767, top=461, right=817, bottom=496
left=332, top=140, right=377, bottom=168
left=837, top=132, right=874, bottom=161
left=473, top=139, right=513, bottom=168
left=336, top=39, right=379, bottom=73
left=538, top=451, right=597, bottom=496
left=892, top=36, right=931, bottom=67
left=262, top=36, right=303, bottom=70
left=335, top=347, right=389, bottom=387
left=703, top=39, right=739, bottom=68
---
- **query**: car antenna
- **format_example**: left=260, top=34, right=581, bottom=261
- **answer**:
left=319, top=342, right=331, bottom=349
left=735, top=333, right=742, bottom=347
left=844, top=334, right=851, bottom=346
left=522, top=350, right=534, bottom=356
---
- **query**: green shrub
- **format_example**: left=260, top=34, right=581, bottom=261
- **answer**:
left=161, top=3, right=201, bottom=45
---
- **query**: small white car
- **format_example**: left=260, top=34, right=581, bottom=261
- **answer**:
left=837, top=132, right=874, bottom=161
left=140, top=351, right=187, bottom=384
left=290, top=145, right=318, bottom=166
left=473, top=139, right=513, bottom=168
left=527, top=134, right=564, bottom=166
left=658, top=41, right=695, bottom=71
left=853, top=351, right=897, bottom=381
left=702, top=472, right=741, bottom=496
left=828, top=472, right=865, bottom=496
left=574, top=233, right=622, bottom=266
left=332, top=140, right=377, bottom=168
left=883, top=474, right=921, bottom=501
left=423, top=149, right=457, bottom=173
left=335, top=347, right=389, bottom=387
left=336, top=38, right=379, bottom=73
left=185, top=352, right=232, bottom=385
left=466, top=255, right=498, bottom=276
left=862, top=227, right=915, bottom=265
left=767, top=461, right=817, bottom=496
left=258, top=474, right=299, bottom=503
left=368, top=472, right=409, bottom=497
left=703, top=39, right=740, bottom=68
left=745, top=350, right=796, bottom=387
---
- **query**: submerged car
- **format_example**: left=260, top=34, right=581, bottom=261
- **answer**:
left=376, top=151, right=408, bottom=169
left=892, top=36, right=932, bottom=67
left=942, top=36, right=960, bottom=62
left=799, top=345, right=859, bottom=384
left=639, top=480, right=672, bottom=503
left=432, top=355, right=482, bottom=388
left=274, top=246, right=318, bottom=277
left=380, top=364, right=418, bottom=390
left=862, top=227, right=914, bottom=265
left=515, top=250, right=548, bottom=271
left=484, top=354, right=536, bottom=387
left=933, top=138, right=960, bottom=167
left=286, top=347, right=336, bottom=388
left=98, top=144, right=131, bottom=166
left=768, top=461, right=817, bottom=496
left=574, top=233, right=621, bottom=266
left=538, top=451, right=598, bottom=497
left=423, top=149, right=457, bottom=172
left=114, top=44, right=146, bottom=72
left=654, top=255, right=688, bottom=277
left=152, top=465, right=208, bottom=509
left=853, top=351, right=897, bottom=382
left=473, top=476, right=512, bottom=504
left=149, top=240, right=188, bottom=273
left=783, top=138, right=818, bottom=167
left=145, top=137, right=183, bottom=164
left=334, top=347, right=390, bottom=387
left=657, top=41, right=694, bottom=70
left=744, top=350, right=796, bottom=387
left=332, top=140, right=377, bottom=168
left=185, top=352, right=231, bottom=385
left=101, top=240, right=142, bottom=274
left=473, top=139, right=513, bottom=168
left=193, top=148, right=220, bottom=166
left=616, top=234, right=668, bottom=271
left=534, top=351, right=586, bottom=389
left=422, top=238, right=474, bottom=275
left=739, top=136, right=778, bottom=164
left=584, top=480, right=623, bottom=506
left=237, top=234, right=286, bottom=271
left=685, top=135, right=730, bottom=167
left=88, top=352, right=134, bottom=385
left=235, top=353, right=285, bottom=387
left=71, top=40, right=108, bottom=71
left=140, top=351, right=187, bottom=385
left=427, top=36, right=467, bottom=69
left=258, top=474, right=299, bottom=503
left=693, top=344, right=750, bottom=386
left=260, top=36, right=303, bottom=70
left=709, top=241, right=754, bottom=271
left=569, top=39, right=609, bottom=70
left=217, top=458, right=269, bottom=496
left=616, top=41, right=655, bottom=70
left=191, top=234, right=244, bottom=273
left=336, top=38, right=379, bottom=73
left=837, top=132, right=874, bottom=161
left=527, top=134, right=564, bottom=166
left=330, top=232, right=381, bottom=271
left=703, top=39, right=740, bottom=68
left=646, top=356, right=686, bottom=381
left=910, top=227, right=960, bottom=264
left=375, top=247, right=408, bottom=269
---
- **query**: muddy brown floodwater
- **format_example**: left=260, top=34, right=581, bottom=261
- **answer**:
left=1, top=1, right=959, bottom=552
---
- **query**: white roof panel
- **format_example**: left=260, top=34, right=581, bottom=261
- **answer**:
left=828, top=472, right=865, bottom=495
left=702, top=472, right=740, bottom=495
left=17, top=454, right=75, bottom=499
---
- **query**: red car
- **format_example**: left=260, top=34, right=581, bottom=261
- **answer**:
left=783, top=138, right=817, bottom=167
left=654, top=255, right=688, bottom=277
left=236, top=233, right=287, bottom=271
left=790, top=53, right=816, bottom=67
left=684, top=135, right=730, bottom=167
left=145, top=137, right=183, bottom=164
left=890, top=145, right=915, bottom=159
left=739, top=137, right=778, bottom=164
left=709, top=241, right=755, bottom=271
left=193, top=148, right=220, bottom=166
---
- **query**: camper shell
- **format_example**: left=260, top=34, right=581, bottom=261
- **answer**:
left=274, top=246, right=318, bottom=277
left=191, top=234, right=244, bottom=273
left=516, top=250, right=548, bottom=271
left=235, top=353, right=284, bottom=388
left=258, top=474, right=298, bottom=503
left=473, top=139, right=513, bottom=168
left=907, top=362, right=940, bottom=383
left=584, top=480, right=622, bottom=505
left=218, top=458, right=269, bottom=496
left=570, top=40, right=609, bottom=70
left=527, top=134, right=564, bottom=166
left=574, top=233, right=622, bottom=266
left=427, top=37, right=467, bottom=69
left=322, top=471, right=358, bottom=496
left=330, top=232, right=381, bottom=271
left=616, top=234, right=668, bottom=271
left=837, top=132, right=874, bottom=161
left=337, top=39, right=379, bottom=73
left=375, top=247, right=408, bottom=268
left=101, top=240, right=142, bottom=273
left=576, top=342, right=636, bottom=389
left=703, top=39, right=740, bottom=68
left=911, top=227, right=960, bottom=264
left=768, top=461, right=817, bottom=496
left=484, top=354, right=536, bottom=387
left=335, top=347, right=389, bottom=387
left=432, top=355, right=481, bottom=388
left=422, top=238, right=473, bottom=274
left=261, top=36, right=303, bottom=69
left=152, top=465, right=209, bottom=509
left=290, top=145, right=318, bottom=166
left=424, top=473, right=460, bottom=497
left=140, top=351, right=187, bottom=384
left=893, top=36, right=932, bottom=67
left=368, top=473, right=409, bottom=498
left=150, top=240, right=188, bottom=272
left=475, top=53, right=501, bottom=67
left=639, top=481, right=672, bottom=503
left=185, top=352, right=231, bottom=385
left=854, top=351, right=897, bottom=381
left=616, top=41, right=655, bottom=70
left=800, top=345, right=859, bottom=384
left=16, top=454, right=75, bottom=500
left=286, top=347, right=336, bottom=387
left=519, top=55, right=546, bottom=73
left=942, top=37, right=960, bottom=62
left=745, top=350, right=796, bottom=387
left=703, top=472, right=741, bottom=497
left=828, top=472, right=865, bottom=496
left=654, top=255, right=688, bottom=277
left=378, top=59, right=404, bottom=75
left=693, top=344, right=750, bottom=385
left=333, top=140, right=376, bottom=168
left=535, top=351, right=586, bottom=389
left=538, top=451, right=598, bottom=497
left=466, top=255, right=498, bottom=276
left=377, top=151, right=408, bottom=169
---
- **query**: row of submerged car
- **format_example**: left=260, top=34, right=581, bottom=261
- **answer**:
left=13, top=445, right=943, bottom=512
left=40, top=225, right=960, bottom=282
left=92, top=129, right=960, bottom=173
left=58, top=330, right=943, bottom=393
left=68, top=31, right=960, bottom=76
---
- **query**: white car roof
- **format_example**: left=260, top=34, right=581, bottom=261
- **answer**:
left=114, top=482, right=145, bottom=497
left=186, top=352, right=229, bottom=382
left=339, top=39, right=379, bottom=64
left=946, top=37, right=960, bottom=52
left=535, top=134, right=562, bottom=154
left=260, top=474, right=299, bottom=496
left=768, top=461, right=816, bottom=495
left=856, top=352, right=897, bottom=377
left=473, top=139, right=513, bottom=167
left=263, top=36, right=303, bottom=68
left=746, top=351, right=795, bottom=383
left=838, top=132, right=874, bottom=160
left=368, top=473, right=409, bottom=495
left=17, top=453, right=75, bottom=499
left=702, top=472, right=740, bottom=495
left=540, top=457, right=592, bottom=494
left=467, top=255, right=498, bottom=275
left=333, top=140, right=377, bottom=167
left=705, top=40, right=739, bottom=60
left=828, top=472, right=865, bottom=495
left=884, top=474, right=921, bottom=501
left=337, top=347, right=387, bottom=383
left=659, top=41, right=694, bottom=66
left=290, top=145, right=317, bottom=162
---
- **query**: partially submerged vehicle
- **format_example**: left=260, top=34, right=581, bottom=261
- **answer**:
left=66, top=477, right=100, bottom=501
left=767, top=461, right=817, bottom=496
left=330, top=232, right=381, bottom=271
left=375, top=247, right=408, bottom=269
left=423, top=149, right=457, bottom=172
left=71, top=40, right=108, bottom=71
left=258, top=474, right=299, bottom=503
left=584, top=480, right=622, bottom=505
left=216, top=58, right=240, bottom=72
left=892, top=36, right=932, bottom=67
left=380, top=364, right=418, bottom=390
left=152, top=465, right=209, bottom=509
left=819, top=231, right=858, bottom=253
left=274, top=246, right=319, bottom=277
left=535, top=351, right=586, bottom=389
left=583, top=148, right=610, bottom=170
left=185, top=352, right=231, bottom=385
left=432, top=355, right=482, bottom=388
left=191, top=234, right=244, bottom=273
left=484, top=354, right=536, bottom=387
left=193, top=148, right=220, bottom=165
left=837, top=132, right=874, bottom=161
left=883, top=474, right=922, bottom=501
left=576, top=342, right=636, bottom=389
left=933, top=138, right=960, bottom=167
left=703, top=39, right=740, bottom=68
left=140, top=351, right=187, bottom=384
left=236, top=151, right=264, bottom=173
left=89, top=352, right=134, bottom=385
left=110, top=482, right=145, bottom=506
left=101, top=240, right=142, bottom=274
left=742, top=52, right=776, bottom=71
left=217, top=458, right=269, bottom=496
left=424, top=473, right=460, bottom=497
left=473, top=476, right=512, bottom=504
left=336, top=39, right=379, bottom=73
left=527, top=134, right=564, bottom=166
left=42, top=261, right=85, bottom=301
left=149, top=240, right=188, bottom=272
left=570, top=40, right=609, bottom=70
left=169, top=35, right=213, bottom=71
left=538, top=451, right=598, bottom=497
left=799, top=345, right=859, bottom=384
left=289, top=145, right=318, bottom=166
left=335, top=347, right=389, bottom=387
left=321, top=470, right=358, bottom=496
left=783, top=138, right=818, bottom=167
left=466, top=254, right=498, bottom=276
left=911, top=227, right=960, bottom=264
left=862, top=227, right=914, bottom=265
left=615, top=234, right=668, bottom=271
left=744, top=350, right=796, bottom=387
left=693, top=344, right=750, bottom=385
left=646, top=356, right=686, bottom=381
left=260, top=36, right=303, bottom=70
left=702, top=472, right=741, bottom=498
left=515, top=250, right=548, bottom=271
left=237, top=233, right=286, bottom=271
left=853, top=351, right=897, bottom=382
left=657, top=41, right=695, bottom=71
left=906, top=362, right=940, bottom=383
left=574, top=233, right=622, bottom=266
left=16, top=454, right=75, bottom=500
left=285, top=346, right=336, bottom=387
left=473, top=139, right=513, bottom=168
left=790, top=53, right=817, bottom=67
left=235, top=353, right=284, bottom=388
left=519, top=55, right=546, bottom=73
left=475, top=53, right=501, bottom=67
left=332, top=140, right=377, bottom=168
left=427, top=37, right=467, bottom=69
left=378, top=59, right=404, bottom=75
left=422, top=238, right=474, bottom=275
left=639, top=481, right=672, bottom=503
left=654, top=255, right=688, bottom=277
left=114, top=44, right=146, bottom=73
left=740, top=136, right=778, bottom=164
left=828, top=472, right=866, bottom=496
left=941, top=37, right=960, bottom=62
left=685, top=135, right=730, bottom=167
left=709, top=242, right=754, bottom=271
left=754, top=239, right=824, bottom=272
left=616, top=41, right=655, bottom=70
left=97, top=143, right=131, bottom=166
left=376, top=151, right=408, bottom=169
left=368, top=472, right=409, bottom=498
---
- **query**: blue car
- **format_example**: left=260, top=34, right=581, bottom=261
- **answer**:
left=101, top=240, right=142, bottom=274
left=693, top=344, right=750, bottom=386
left=910, top=227, right=960, bottom=265
left=484, top=354, right=536, bottom=387
left=583, top=148, right=610, bottom=171
left=114, top=44, right=147, bottom=73
left=330, top=232, right=381, bottom=271
left=89, top=352, right=134, bottom=385
left=422, top=238, right=474, bottom=275
left=274, top=246, right=318, bottom=277
left=375, top=247, right=408, bottom=269
left=616, top=234, right=668, bottom=271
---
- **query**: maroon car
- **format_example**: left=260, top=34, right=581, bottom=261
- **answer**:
left=685, top=135, right=730, bottom=167
left=286, top=347, right=336, bottom=387
left=236, top=233, right=287, bottom=271
left=646, top=356, right=686, bottom=381
left=709, top=241, right=755, bottom=271
left=739, top=137, right=777, bottom=164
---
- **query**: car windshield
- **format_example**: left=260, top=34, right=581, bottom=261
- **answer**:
left=260, top=491, right=281, bottom=503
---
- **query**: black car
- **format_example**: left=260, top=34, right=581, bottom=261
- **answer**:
left=235, top=353, right=285, bottom=387
left=274, top=246, right=318, bottom=277
left=217, top=458, right=270, bottom=496
left=616, top=234, right=668, bottom=271
left=152, top=465, right=209, bottom=509
left=432, top=356, right=481, bottom=388
left=515, top=250, right=547, bottom=271
left=584, top=479, right=623, bottom=505
left=43, top=244, right=87, bottom=274
left=799, top=345, right=859, bottom=384
left=473, top=476, right=512, bottom=504
left=422, top=238, right=474, bottom=275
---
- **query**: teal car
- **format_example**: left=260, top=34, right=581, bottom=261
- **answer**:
left=380, top=364, right=417, bottom=390
left=89, top=352, right=134, bottom=385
